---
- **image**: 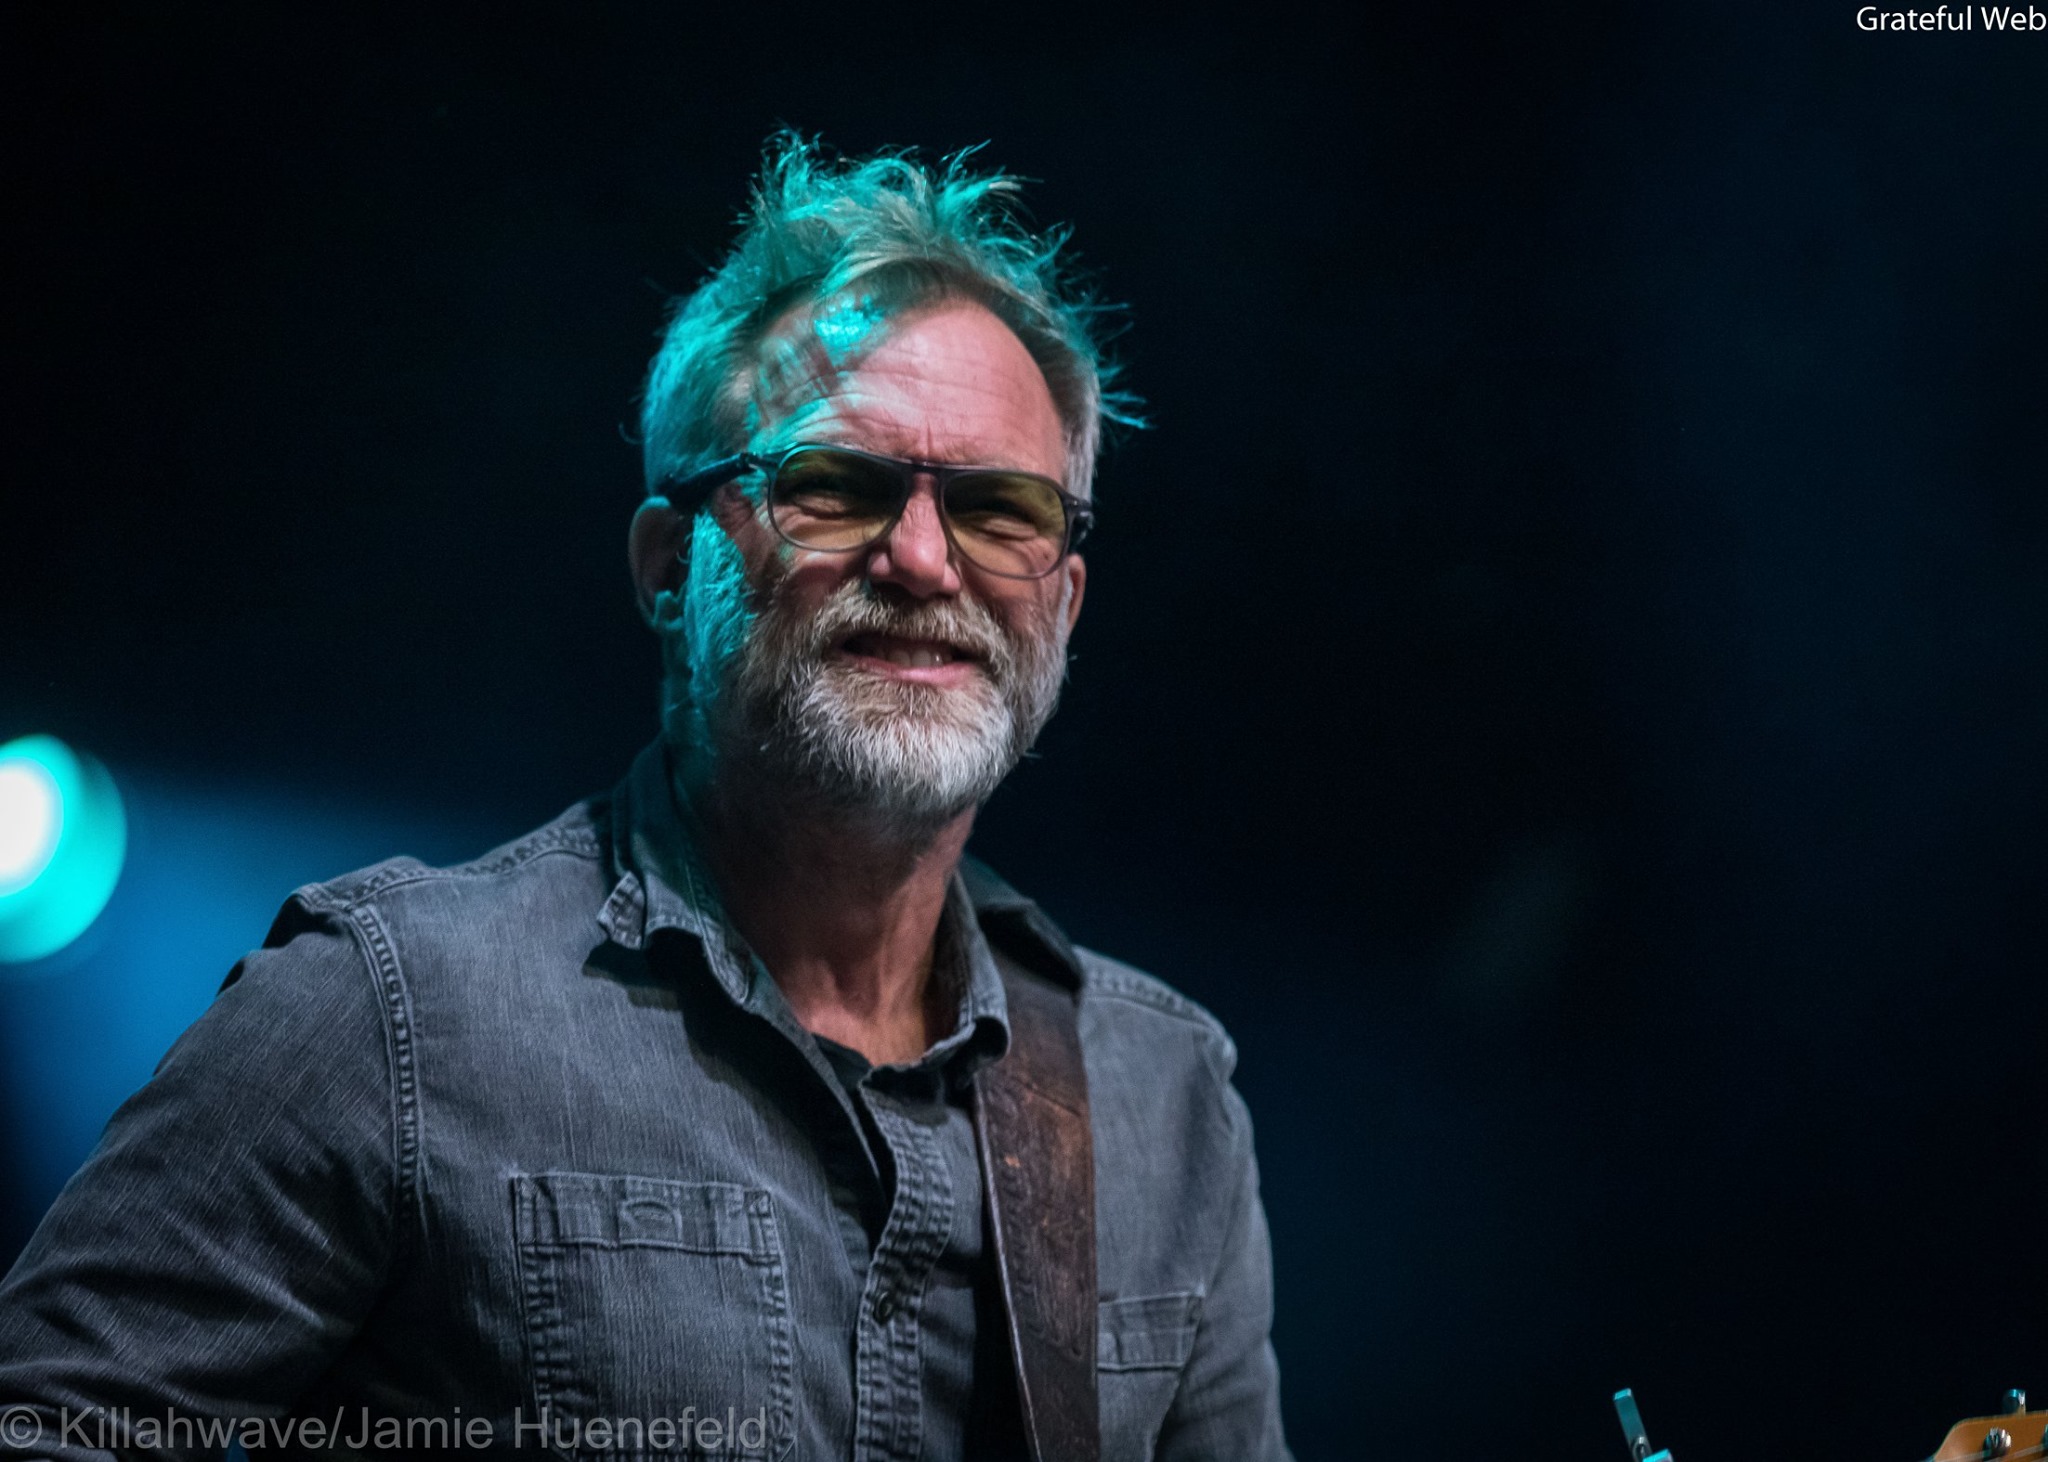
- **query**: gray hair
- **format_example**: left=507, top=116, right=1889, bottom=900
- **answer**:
left=639, top=133, right=1143, bottom=498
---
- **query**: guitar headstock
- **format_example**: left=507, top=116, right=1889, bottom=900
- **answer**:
left=1614, top=1386, right=2041, bottom=1462
left=1931, top=1392, right=2044, bottom=1462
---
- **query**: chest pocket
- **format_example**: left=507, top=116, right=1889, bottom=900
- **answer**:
left=514, top=1172, right=795, bottom=1460
left=1097, top=1291, right=1201, bottom=1456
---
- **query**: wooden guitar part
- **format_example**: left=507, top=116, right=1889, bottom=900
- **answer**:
left=1931, top=1400, right=2044, bottom=1462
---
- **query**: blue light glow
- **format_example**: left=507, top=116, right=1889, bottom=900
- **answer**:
left=0, top=735, right=128, bottom=964
left=0, top=757, right=63, bottom=896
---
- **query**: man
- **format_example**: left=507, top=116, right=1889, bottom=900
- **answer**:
left=0, top=137, right=1290, bottom=1461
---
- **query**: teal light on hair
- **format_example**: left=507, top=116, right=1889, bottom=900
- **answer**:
left=0, top=735, right=127, bottom=964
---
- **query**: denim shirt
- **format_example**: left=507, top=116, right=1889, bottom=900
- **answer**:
left=0, top=746, right=1290, bottom=1461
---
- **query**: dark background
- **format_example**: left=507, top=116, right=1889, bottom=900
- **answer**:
left=4, top=3, right=2044, bottom=1457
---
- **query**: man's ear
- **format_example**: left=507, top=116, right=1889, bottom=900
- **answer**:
left=1061, top=552, right=1087, bottom=635
left=628, top=498, right=688, bottom=624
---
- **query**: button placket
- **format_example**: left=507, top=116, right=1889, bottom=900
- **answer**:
left=851, top=1095, right=955, bottom=1462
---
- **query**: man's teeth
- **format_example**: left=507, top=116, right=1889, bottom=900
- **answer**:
left=867, top=641, right=952, bottom=668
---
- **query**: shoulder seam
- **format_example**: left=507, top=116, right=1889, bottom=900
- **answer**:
left=1079, top=953, right=1232, bottom=1041
left=296, top=825, right=603, bottom=913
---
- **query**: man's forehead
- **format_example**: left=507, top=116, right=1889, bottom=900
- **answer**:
left=742, top=293, right=1066, bottom=473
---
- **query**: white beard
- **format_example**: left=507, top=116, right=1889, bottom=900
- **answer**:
left=659, top=525, right=1070, bottom=833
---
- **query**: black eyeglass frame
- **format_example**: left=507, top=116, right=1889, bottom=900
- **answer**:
left=656, top=443, right=1095, bottom=581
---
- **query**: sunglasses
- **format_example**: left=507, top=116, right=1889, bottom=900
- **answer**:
left=658, top=443, right=1094, bottom=581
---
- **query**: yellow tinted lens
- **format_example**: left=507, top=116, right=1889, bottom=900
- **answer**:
left=945, top=472, right=1066, bottom=576
left=770, top=450, right=901, bottom=549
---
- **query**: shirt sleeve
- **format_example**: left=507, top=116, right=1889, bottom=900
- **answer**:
left=0, top=895, right=398, bottom=1458
left=1153, top=1081, right=1294, bottom=1462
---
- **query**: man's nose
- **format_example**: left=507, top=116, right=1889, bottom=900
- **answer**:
left=864, top=478, right=961, bottom=597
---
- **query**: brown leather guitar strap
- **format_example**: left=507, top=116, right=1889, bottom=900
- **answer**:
left=973, top=949, right=1100, bottom=1462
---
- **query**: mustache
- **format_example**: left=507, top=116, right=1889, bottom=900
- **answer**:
left=786, top=584, right=1015, bottom=670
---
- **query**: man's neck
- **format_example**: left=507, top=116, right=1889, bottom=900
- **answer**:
left=687, top=766, right=976, bottom=1068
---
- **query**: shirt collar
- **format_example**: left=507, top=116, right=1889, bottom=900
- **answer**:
left=953, top=852, right=1086, bottom=992
left=598, top=743, right=732, bottom=950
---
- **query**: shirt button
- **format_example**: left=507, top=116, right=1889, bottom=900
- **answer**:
left=874, top=1291, right=897, bottom=1323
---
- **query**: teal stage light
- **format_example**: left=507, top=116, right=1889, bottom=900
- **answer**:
left=0, top=735, right=127, bottom=964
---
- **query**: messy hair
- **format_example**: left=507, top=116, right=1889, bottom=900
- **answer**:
left=640, top=132, right=1143, bottom=498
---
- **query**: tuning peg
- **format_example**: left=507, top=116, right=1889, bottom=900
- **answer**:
left=2000, top=1390, right=2026, bottom=1414
left=1613, top=1389, right=1671, bottom=1462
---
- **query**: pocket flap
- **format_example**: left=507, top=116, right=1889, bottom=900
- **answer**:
left=1097, top=1291, right=1201, bottom=1371
left=514, top=1172, right=776, bottom=1260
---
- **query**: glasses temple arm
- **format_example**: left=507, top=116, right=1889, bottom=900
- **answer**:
left=1066, top=497, right=1096, bottom=546
left=654, top=452, right=754, bottom=515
